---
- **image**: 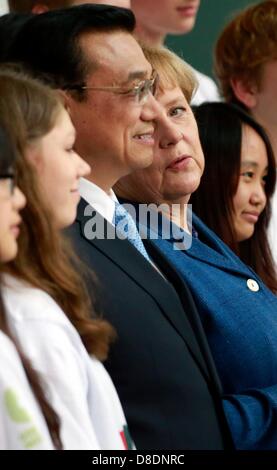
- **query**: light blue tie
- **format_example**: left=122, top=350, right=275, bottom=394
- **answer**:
left=113, top=202, right=150, bottom=262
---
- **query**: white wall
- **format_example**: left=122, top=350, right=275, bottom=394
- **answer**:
left=0, top=0, right=8, bottom=15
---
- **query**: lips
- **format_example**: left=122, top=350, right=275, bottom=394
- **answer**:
left=10, top=218, right=21, bottom=238
left=133, top=129, right=155, bottom=145
left=176, top=4, right=199, bottom=17
left=241, top=212, right=260, bottom=224
left=166, top=155, right=192, bottom=170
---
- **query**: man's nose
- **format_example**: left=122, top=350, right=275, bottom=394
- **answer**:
left=141, top=93, right=164, bottom=121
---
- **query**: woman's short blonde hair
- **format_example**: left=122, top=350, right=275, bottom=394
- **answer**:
left=142, top=43, right=197, bottom=103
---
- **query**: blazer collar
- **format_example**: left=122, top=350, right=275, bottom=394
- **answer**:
left=136, top=204, right=254, bottom=280
left=184, top=214, right=257, bottom=279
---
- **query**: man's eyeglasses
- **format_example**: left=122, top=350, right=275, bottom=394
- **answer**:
left=65, top=70, right=159, bottom=103
left=0, top=174, right=16, bottom=196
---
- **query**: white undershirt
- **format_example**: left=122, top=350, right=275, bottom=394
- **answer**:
left=78, top=178, right=164, bottom=275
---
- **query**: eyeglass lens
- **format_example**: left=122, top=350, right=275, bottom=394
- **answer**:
left=139, top=73, right=158, bottom=102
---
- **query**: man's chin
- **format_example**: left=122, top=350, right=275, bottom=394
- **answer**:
left=136, top=152, right=154, bottom=170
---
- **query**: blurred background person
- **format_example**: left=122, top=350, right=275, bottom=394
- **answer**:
left=214, top=0, right=277, bottom=265
left=130, top=0, right=219, bottom=105
left=191, top=102, right=277, bottom=293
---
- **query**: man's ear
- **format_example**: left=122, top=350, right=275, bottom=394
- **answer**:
left=230, top=77, right=258, bottom=109
left=31, top=3, right=49, bottom=14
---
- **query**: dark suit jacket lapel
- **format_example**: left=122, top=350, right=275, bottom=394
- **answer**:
left=76, top=198, right=212, bottom=383
left=144, top=237, right=222, bottom=393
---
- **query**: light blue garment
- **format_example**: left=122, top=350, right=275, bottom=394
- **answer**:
left=113, top=202, right=150, bottom=262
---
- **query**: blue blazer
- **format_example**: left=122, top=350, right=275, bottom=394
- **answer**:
left=138, top=209, right=277, bottom=450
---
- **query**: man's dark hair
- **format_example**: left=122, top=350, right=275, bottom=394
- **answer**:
left=6, top=4, right=136, bottom=97
left=0, top=13, right=32, bottom=61
left=8, top=0, right=34, bottom=13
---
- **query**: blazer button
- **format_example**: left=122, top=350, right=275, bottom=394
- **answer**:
left=247, top=279, right=259, bottom=292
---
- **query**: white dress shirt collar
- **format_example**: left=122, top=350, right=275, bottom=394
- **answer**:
left=79, top=177, right=117, bottom=224
left=79, top=178, right=164, bottom=277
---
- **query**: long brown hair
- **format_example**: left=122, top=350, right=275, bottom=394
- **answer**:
left=0, top=123, right=62, bottom=449
left=0, top=67, right=115, bottom=360
left=192, top=102, right=277, bottom=294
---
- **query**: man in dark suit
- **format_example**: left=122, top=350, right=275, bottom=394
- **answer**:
left=6, top=4, right=233, bottom=449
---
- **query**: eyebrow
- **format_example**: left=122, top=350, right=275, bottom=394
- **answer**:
left=158, top=95, right=187, bottom=106
left=125, top=70, right=150, bottom=83
left=241, top=161, right=268, bottom=171
left=241, top=161, right=258, bottom=168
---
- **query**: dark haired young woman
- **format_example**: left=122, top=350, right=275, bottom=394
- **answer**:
left=192, top=102, right=277, bottom=293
